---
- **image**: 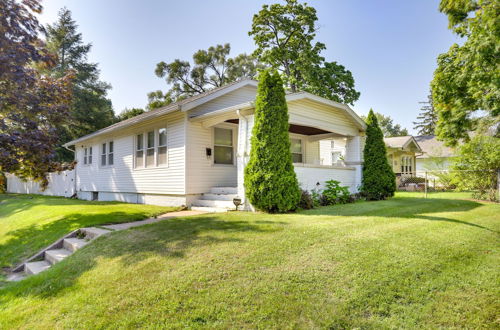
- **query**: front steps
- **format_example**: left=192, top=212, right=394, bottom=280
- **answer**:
left=7, top=227, right=111, bottom=281
left=191, top=187, right=238, bottom=212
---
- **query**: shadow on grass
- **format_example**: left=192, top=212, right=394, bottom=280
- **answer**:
left=0, top=208, right=173, bottom=269
left=300, top=197, right=498, bottom=233
left=0, top=214, right=282, bottom=299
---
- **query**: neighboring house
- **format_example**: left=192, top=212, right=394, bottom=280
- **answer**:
left=63, top=79, right=367, bottom=211
left=383, top=136, right=422, bottom=176
left=414, top=135, right=455, bottom=172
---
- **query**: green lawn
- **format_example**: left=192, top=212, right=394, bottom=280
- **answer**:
left=0, top=194, right=499, bottom=328
left=0, top=194, right=177, bottom=269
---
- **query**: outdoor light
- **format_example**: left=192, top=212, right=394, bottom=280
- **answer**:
left=233, top=197, right=242, bottom=211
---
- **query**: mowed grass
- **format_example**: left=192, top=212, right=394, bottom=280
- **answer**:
left=0, top=194, right=499, bottom=328
left=0, top=194, right=177, bottom=269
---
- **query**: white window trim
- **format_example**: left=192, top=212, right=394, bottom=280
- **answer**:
left=100, top=140, right=114, bottom=168
left=212, top=125, right=236, bottom=167
left=133, top=126, right=168, bottom=170
left=82, top=146, right=93, bottom=166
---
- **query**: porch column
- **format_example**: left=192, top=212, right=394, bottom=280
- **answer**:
left=344, top=135, right=364, bottom=192
left=236, top=113, right=254, bottom=210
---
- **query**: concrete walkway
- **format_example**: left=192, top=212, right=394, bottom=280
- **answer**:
left=102, top=210, right=206, bottom=231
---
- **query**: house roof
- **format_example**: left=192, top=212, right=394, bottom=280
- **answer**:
left=64, top=79, right=366, bottom=147
left=64, top=79, right=258, bottom=147
left=414, top=135, right=455, bottom=158
left=384, top=136, right=422, bottom=152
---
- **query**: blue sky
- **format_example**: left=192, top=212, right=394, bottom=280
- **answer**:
left=38, top=0, right=459, bottom=134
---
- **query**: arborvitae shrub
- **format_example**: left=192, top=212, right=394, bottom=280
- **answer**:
left=244, top=70, right=301, bottom=212
left=361, top=109, right=396, bottom=200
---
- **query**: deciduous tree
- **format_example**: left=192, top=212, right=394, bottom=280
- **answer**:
left=116, top=108, right=145, bottom=121
left=0, top=0, right=74, bottom=187
left=244, top=70, right=301, bottom=212
left=249, top=0, right=360, bottom=104
left=361, top=112, right=409, bottom=137
left=431, top=0, right=499, bottom=146
left=150, top=44, right=262, bottom=109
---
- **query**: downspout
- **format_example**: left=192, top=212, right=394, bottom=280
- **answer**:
left=64, top=145, right=77, bottom=197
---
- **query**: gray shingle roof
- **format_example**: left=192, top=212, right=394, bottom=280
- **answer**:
left=64, top=79, right=257, bottom=146
left=414, top=135, right=455, bottom=158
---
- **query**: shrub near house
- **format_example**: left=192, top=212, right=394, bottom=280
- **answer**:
left=361, top=109, right=396, bottom=200
left=244, top=70, right=301, bottom=213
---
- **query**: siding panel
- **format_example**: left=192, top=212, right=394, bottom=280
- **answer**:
left=75, top=111, right=186, bottom=195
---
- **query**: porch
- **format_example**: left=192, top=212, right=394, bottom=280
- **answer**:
left=187, top=94, right=365, bottom=210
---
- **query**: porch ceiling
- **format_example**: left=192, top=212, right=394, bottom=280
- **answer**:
left=225, top=120, right=346, bottom=137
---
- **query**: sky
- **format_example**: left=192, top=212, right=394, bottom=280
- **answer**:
left=37, top=0, right=460, bottom=134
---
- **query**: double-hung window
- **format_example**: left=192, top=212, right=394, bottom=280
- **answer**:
left=83, top=147, right=92, bottom=165
left=101, top=141, right=113, bottom=167
left=101, top=143, right=107, bottom=166
left=134, top=127, right=167, bottom=168
left=214, top=128, right=233, bottom=165
left=146, top=131, right=155, bottom=167
left=136, top=134, right=144, bottom=168
left=158, top=128, right=167, bottom=165
left=290, top=138, right=303, bottom=163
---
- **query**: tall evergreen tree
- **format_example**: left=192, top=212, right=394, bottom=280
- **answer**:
left=43, top=8, right=115, bottom=160
left=413, top=93, right=437, bottom=135
left=361, top=109, right=396, bottom=200
left=244, top=70, right=301, bottom=213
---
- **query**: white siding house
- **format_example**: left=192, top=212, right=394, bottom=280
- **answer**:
left=60, top=80, right=367, bottom=210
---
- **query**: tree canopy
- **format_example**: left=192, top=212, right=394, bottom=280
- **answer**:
left=413, top=93, right=437, bottom=136
left=0, top=0, right=74, bottom=187
left=361, top=112, right=409, bottom=137
left=149, top=43, right=262, bottom=109
left=431, top=0, right=499, bottom=146
left=116, top=108, right=145, bottom=122
left=43, top=8, right=115, bottom=161
left=249, top=0, right=360, bottom=105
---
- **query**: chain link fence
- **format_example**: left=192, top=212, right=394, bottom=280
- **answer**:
left=395, top=169, right=500, bottom=202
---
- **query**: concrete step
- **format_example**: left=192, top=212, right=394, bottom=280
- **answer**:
left=192, top=199, right=235, bottom=209
left=63, top=237, right=88, bottom=252
left=81, top=227, right=111, bottom=239
left=25, top=260, right=51, bottom=275
left=6, top=272, right=27, bottom=282
left=191, top=206, right=230, bottom=213
left=45, top=248, right=72, bottom=265
left=200, top=193, right=238, bottom=201
left=210, top=187, right=237, bottom=194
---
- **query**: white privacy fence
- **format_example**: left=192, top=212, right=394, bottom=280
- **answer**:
left=294, top=164, right=359, bottom=193
left=6, top=170, right=76, bottom=197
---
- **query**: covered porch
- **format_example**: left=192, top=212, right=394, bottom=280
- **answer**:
left=188, top=92, right=366, bottom=210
